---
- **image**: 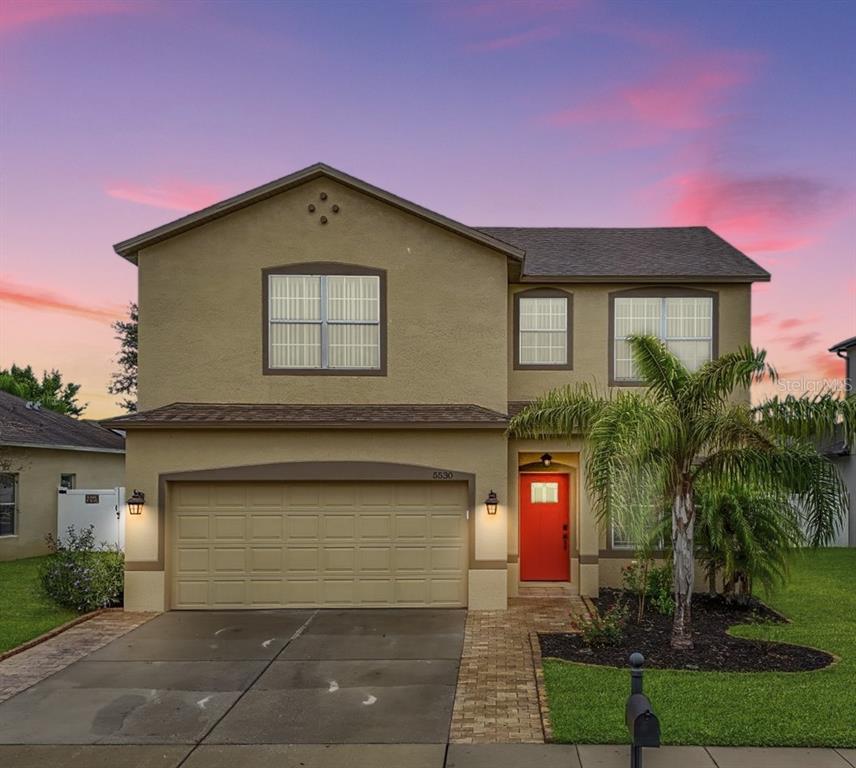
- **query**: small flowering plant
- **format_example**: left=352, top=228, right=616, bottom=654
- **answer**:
left=40, top=525, right=124, bottom=612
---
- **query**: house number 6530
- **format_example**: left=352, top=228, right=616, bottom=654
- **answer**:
left=432, top=471, right=455, bottom=480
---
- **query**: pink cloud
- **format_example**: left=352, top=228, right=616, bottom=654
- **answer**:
left=785, top=331, right=821, bottom=351
left=0, top=0, right=135, bottom=34
left=752, top=313, right=774, bottom=326
left=547, top=53, right=758, bottom=133
left=808, top=352, right=845, bottom=381
left=779, top=317, right=806, bottom=330
left=105, top=179, right=228, bottom=212
left=0, top=278, right=124, bottom=323
left=466, top=25, right=559, bottom=52
left=665, top=170, right=843, bottom=254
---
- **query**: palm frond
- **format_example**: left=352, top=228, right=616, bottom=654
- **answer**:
left=684, top=346, right=775, bottom=414
left=696, top=439, right=848, bottom=547
left=507, top=383, right=607, bottom=438
left=693, top=404, right=778, bottom=470
left=627, top=334, right=689, bottom=403
left=585, top=392, right=678, bottom=524
left=754, top=392, right=856, bottom=447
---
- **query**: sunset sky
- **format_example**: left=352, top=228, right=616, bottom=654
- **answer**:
left=1, top=0, right=854, bottom=418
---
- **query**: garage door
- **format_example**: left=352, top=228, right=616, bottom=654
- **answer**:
left=169, top=481, right=468, bottom=609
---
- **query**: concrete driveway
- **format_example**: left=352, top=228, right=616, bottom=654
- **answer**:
left=0, top=608, right=465, bottom=767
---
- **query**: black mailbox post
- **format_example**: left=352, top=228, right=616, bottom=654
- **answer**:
left=625, top=652, right=660, bottom=768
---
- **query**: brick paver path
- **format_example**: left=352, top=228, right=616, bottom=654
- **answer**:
left=450, top=596, right=587, bottom=744
left=0, top=610, right=157, bottom=703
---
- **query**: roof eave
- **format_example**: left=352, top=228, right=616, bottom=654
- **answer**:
left=0, top=441, right=125, bottom=454
left=518, top=273, right=771, bottom=284
left=113, top=163, right=525, bottom=264
left=829, top=336, right=856, bottom=353
left=98, top=420, right=506, bottom=430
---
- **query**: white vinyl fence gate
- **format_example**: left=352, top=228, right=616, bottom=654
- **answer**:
left=57, top=487, right=125, bottom=550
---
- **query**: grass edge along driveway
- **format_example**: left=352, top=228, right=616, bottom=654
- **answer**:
left=543, top=549, right=856, bottom=747
left=0, top=556, right=77, bottom=654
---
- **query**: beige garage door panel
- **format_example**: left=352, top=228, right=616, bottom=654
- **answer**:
left=170, top=481, right=468, bottom=609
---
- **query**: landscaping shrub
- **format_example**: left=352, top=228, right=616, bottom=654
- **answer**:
left=40, top=525, right=124, bottom=612
left=621, top=558, right=650, bottom=621
left=621, top=559, right=674, bottom=620
left=573, top=599, right=628, bottom=646
left=646, top=563, right=675, bottom=616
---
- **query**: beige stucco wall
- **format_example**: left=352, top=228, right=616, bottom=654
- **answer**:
left=508, top=282, right=752, bottom=402
left=137, top=178, right=509, bottom=414
left=123, top=428, right=508, bottom=611
left=0, top=447, right=125, bottom=561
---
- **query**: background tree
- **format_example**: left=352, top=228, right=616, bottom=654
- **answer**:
left=0, top=364, right=85, bottom=416
left=108, top=302, right=138, bottom=412
left=509, top=336, right=852, bottom=649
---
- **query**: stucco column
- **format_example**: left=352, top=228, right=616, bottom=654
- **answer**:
left=577, top=451, right=600, bottom=597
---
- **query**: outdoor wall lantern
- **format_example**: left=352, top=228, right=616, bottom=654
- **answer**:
left=540, top=453, right=553, bottom=467
left=127, top=489, right=146, bottom=516
left=484, top=490, right=499, bottom=515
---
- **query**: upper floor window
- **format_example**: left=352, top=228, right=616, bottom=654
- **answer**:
left=263, top=263, right=386, bottom=375
left=0, top=473, right=17, bottom=537
left=514, top=288, right=573, bottom=370
left=610, top=288, right=718, bottom=384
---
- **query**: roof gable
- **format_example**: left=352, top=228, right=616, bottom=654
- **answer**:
left=114, top=163, right=525, bottom=264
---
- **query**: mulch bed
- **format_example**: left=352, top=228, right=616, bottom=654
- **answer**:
left=539, top=589, right=833, bottom=672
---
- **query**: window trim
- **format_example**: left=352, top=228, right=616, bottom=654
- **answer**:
left=513, top=288, right=574, bottom=370
left=0, top=472, right=18, bottom=538
left=262, top=262, right=387, bottom=376
left=60, top=473, right=76, bottom=490
left=608, top=286, right=718, bottom=386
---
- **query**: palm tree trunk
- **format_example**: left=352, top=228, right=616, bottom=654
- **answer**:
left=672, top=488, right=695, bottom=649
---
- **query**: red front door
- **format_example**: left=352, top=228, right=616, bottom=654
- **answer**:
left=520, top=473, right=570, bottom=581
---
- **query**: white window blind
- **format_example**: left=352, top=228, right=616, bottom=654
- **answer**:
left=268, top=274, right=380, bottom=370
left=614, top=296, right=713, bottom=380
left=0, top=473, right=17, bottom=537
left=530, top=482, right=559, bottom=504
left=610, top=513, right=665, bottom=551
left=519, top=297, right=567, bottom=365
left=610, top=519, right=636, bottom=550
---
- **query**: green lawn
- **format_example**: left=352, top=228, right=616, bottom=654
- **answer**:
left=544, top=548, right=856, bottom=746
left=0, top=556, right=78, bottom=654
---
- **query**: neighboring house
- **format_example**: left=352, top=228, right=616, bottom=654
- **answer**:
left=103, top=162, right=769, bottom=612
left=826, top=336, right=856, bottom=547
left=0, top=391, right=125, bottom=560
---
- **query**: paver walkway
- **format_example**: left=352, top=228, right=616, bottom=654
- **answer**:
left=450, top=596, right=586, bottom=743
left=0, top=610, right=156, bottom=703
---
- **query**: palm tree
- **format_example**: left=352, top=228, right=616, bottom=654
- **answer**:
left=508, top=336, right=852, bottom=649
left=694, top=483, right=803, bottom=600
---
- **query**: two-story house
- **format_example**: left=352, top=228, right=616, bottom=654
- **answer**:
left=105, top=163, right=769, bottom=612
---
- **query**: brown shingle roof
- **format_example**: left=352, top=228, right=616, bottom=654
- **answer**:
left=478, top=226, right=770, bottom=282
left=102, top=402, right=509, bottom=429
left=0, top=391, right=125, bottom=452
